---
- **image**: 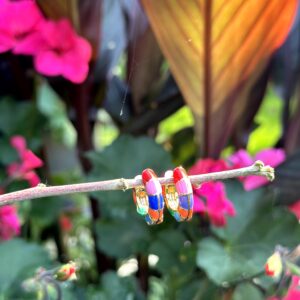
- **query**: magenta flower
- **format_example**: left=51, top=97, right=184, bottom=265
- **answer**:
left=0, top=205, right=21, bottom=241
left=7, top=135, right=43, bottom=187
left=189, top=158, right=235, bottom=227
left=282, top=276, right=300, bottom=300
left=189, top=158, right=229, bottom=175
left=17, top=19, right=92, bottom=83
left=194, top=182, right=236, bottom=227
left=0, top=0, right=43, bottom=54
left=229, top=149, right=285, bottom=191
left=268, top=276, right=300, bottom=300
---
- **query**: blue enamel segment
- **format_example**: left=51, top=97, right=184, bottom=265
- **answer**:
left=179, top=194, right=193, bottom=210
left=148, top=194, right=164, bottom=210
left=173, top=212, right=183, bottom=222
left=145, top=215, right=155, bottom=225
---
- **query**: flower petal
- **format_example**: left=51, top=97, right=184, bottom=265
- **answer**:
left=34, top=51, right=63, bottom=76
left=255, top=148, right=285, bottom=168
left=10, top=135, right=26, bottom=154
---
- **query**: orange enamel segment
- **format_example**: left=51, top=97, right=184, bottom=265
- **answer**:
left=178, top=207, right=189, bottom=219
left=141, top=0, right=297, bottom=116
left=148, top=208, right=160, bottom=220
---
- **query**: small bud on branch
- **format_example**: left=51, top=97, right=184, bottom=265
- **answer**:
left=0, top=161, right=274, bottom=206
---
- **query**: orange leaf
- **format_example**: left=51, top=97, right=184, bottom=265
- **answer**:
left=141, top=0, right=297, bottom=155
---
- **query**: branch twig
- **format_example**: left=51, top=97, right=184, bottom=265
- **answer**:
left=0, top=160, right=274, bottom=206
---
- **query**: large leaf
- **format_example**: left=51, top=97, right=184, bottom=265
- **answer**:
left=0, top=239, right=50, bottom=295
left=141, top=0, right=297, bottom=156
left=37, top=81, right=77, bottom=147
left=141, top=0, right=296, bottom=116
left=197, top=181, right=300, bottom=285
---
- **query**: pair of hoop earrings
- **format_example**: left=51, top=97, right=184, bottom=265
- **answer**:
left=132, top=167, right=194, bottom=225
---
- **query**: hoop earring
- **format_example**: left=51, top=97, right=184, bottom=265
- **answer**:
left=173, top=166, right=193, bottom=221
left=141, top=168, right=164, bottom=225
left=132, top=175, right=149, bottom=216
left=162, top=170, right=183, bottom=221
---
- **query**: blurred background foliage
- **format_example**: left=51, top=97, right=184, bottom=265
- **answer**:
left=1, top=0, right=300, bottom=299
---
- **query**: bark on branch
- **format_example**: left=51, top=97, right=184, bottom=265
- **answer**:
left=0, top=160, right=274, bottom=206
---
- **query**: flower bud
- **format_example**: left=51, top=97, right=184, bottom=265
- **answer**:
left=265, top=252, right=283, bottom=277
left=55, top=262, right=77, bottom=281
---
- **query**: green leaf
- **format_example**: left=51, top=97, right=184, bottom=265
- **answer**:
left=96, top=218, right=151, bottom=259
left=232, top=283, right=264, bottom=300
left=212, top=181, right=265, bottom=242
left=247, top=89, right=283, bottom=154
left=97, top=271, right=145, bottom=300
left=0, top=98, right=44, bottom=141
left=197, top=181, right=300, bottom=285
left=36, top=81, right=76, bottom=147
left=0, top=138, right=18, bottom=165
left=148, top=229, right=196, bottom=276
left=88, top=134, right=173, bottom=218
left=0, top=239, right=50, bottom=294
left=285, top=261, right=300, bottom=277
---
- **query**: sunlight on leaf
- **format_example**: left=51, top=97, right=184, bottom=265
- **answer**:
left=247, top=87, right=283, bottom=154
left=141, top=0, right=297, bottom=117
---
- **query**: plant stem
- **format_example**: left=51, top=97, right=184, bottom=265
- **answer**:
left=0, top=161, right=273, bottom=206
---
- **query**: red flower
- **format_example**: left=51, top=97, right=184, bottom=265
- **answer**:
left=0, top=205, right=21, bottom=240
left=288, top=200, right=300, bottom=220
left=59, top=215, right=73, bottom=232
left=7, top=135, right=43, bottom=187
left=193, top=182, right=236, bottom=227
left=189, top=158, right=235, bottom=227
left=0, top=0, right=43, bottom=54
left=17, top=19, right=92, bottom=83
left=55, top=261, right=77, bottom=281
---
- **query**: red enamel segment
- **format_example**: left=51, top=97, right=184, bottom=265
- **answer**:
left=142, top=168, right=156, bottom=183
left=173, top=166, right=187, bottom=183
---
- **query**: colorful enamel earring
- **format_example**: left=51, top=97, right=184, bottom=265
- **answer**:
left=132, top=175, right=149, bottom=216
left=173, top=166, right=194, bottom=221
left=162, top=170, right=183, bottom=222
left=141, top=168, right=164, bottom=225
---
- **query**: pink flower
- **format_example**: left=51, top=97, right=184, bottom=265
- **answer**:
left=0, top=205, right=21, bottom=240
left=0, top=0, right=43, bottom=54
left=193, top=182, right=236, bottom=227
left=283, top=276, right=300, bottom=300
left=17, top=19, right=92, bottom=83
left=189, top=158, right=229, bottom=175
left=7, top=135, right=43, bottom=187
left=189, top=158, right=235, bottom=227
left=229, top=149, right=285, bottom=191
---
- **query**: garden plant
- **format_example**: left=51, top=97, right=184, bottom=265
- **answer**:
left=0, top=0, right=300, bottom=299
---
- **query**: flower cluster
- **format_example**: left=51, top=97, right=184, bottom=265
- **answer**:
left=0, top=135, right=43, bottom=241
left=229, top=148, right=285, bottom=191
left=189, top=159, right=235, bottom=227
left=0, top=0, right=91, bottom=83
left=189, top=148, right=286, bottom=227
left=7, top=135, right=43, bottom=187
left=0, top=201, right=20, bottom=241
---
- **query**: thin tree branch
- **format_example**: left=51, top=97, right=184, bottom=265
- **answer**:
left=0, top=160, right=274, bottom=206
